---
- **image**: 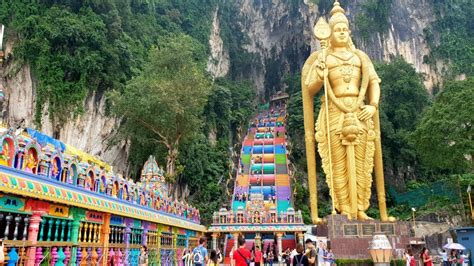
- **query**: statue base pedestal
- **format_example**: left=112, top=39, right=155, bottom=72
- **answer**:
left=316, top=214, right=421, bottom=259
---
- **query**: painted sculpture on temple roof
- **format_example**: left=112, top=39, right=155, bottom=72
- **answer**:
left=141, top=155, right=168, bottom=196
left=302, top=0, right=395, bottom=222
left=23, top=151, right=37, bottom=174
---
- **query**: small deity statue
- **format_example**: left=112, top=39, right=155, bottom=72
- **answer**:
left=24, top=152, right=37, bottom=173
left=302, top=0, right=394, bottom=222
left=84, top=175, right=92, bottom=190
left=51, top=160, right=59, bottom=178
left=0, top=142, right=10, bottom=166
left=100, top=181, right=105, bottom=193
left=140, top=194, right=146, bottom=205
left=112, top=183, right=118, bottom=197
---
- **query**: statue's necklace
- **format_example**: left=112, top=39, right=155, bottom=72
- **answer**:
left=332, top=53, right=355, bottom=83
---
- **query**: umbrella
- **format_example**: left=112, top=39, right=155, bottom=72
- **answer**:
left=443, top=243, right=466, bottom=250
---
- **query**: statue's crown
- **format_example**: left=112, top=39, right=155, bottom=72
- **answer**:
left=329, top=0, right=349, bottom=28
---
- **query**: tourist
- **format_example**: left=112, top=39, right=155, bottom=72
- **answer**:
left=404, top=249, right=415, bottom=266
left=421, top=247, right=433, bottom=266
left=217, top=247, right=223, bottom=264
left=325, top=248, right=335, bottom=266
left=316, top=241, right=325, bottom=266
left=139, top=245, right=148, bottom=266
left=0, top=239, right=4, bottom=264
left=293, top=243, right=309, bottom=266
left=254, top=246, right=263, bottom=266
left=306, top=239, right=317, bottom=266
left=193, top=237, right=209, bottom=266
left=283, top=248, right=291, bottom=266
left=235, top=237, right=252, bottom=266
left=460, top=251, right=469, bottom=266
left=449, top=250, right=459, bottom=266
left=267, top=248, right=274, bottom=266
left=209, top=250, right=221, bottom=266
left=230, top=247, right=236, bottom=266
left=290, top=247, right=298, bottom=264
left=440, top=250, right=448, bottom=266
left=182, top=249, right=193, bottom=266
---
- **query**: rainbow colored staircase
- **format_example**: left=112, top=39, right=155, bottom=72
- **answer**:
left=209, top=93, right=305, bottom=260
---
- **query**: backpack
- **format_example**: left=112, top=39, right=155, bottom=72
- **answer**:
left=193, top=247, right=203, bottom=264
left=295, top=254, right=304, bottom=266
left=237, top=249, right=251, bottom=266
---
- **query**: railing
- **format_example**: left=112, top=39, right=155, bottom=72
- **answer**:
left=0, top=209, right=201, bottom=266
left=212, top=210, right=303, bottom=225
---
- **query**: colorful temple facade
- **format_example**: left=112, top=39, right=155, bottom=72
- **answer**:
left=0, top=127, right=205, bottom=265
left=209, top=93, right=306, bottom=262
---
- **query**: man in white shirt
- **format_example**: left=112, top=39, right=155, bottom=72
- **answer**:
left=317, top=241, right=325, bottom=266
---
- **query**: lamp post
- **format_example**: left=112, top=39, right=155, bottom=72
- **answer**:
left=467, top=185, right=473, bottom=222
left=368, top=234, right=393, bottom=266
left=411, top=208, right=416, bottom=229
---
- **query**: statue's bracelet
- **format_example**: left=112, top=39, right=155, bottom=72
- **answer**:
left=369, top=102, right=379, bottom=109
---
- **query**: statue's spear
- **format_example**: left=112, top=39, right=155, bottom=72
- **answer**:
left=313, top=17, right=337, bottom=216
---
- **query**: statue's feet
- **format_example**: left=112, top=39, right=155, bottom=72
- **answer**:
left=357, top=211, right=374, bottom=220
left=340, top=210, right=352, bottom=220
left=312, top=217, right=324, bottom=224
left=381, top=216, right=397, bottom=222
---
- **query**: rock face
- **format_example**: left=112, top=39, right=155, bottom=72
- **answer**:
left=213, top=0, right=440, bottom=94
left=207, top=8, right=230, bottom=79
left=1, top=41, right=130, bottom=175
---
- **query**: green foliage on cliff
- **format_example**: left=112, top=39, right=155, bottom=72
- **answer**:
left=376, top=57, right=431, bottom=182
left=0, top=0, right=216, bottom=125
left=414, top=78, right=473, bottom=173
left=355, top=0, right=393, bottom=41
left=424, top=0, right=474, bottom=78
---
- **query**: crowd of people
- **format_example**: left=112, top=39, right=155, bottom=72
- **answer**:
left=226, top=238, right=334, bottom=266
left=404, top=247, right=470, bottom=266
left=234, top=188, right=249, bottom=202
left=182, top=237, right=224, bottom=266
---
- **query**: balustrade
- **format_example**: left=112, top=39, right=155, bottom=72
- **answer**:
left=212, top=209, right=303, bottom=225
left=147, top=230, right=160, bottom=265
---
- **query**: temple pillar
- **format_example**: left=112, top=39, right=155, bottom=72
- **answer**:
left=275, top=232, right=283, bottom=257
left=101, top=213, right=111, bottom=266
left=232, top=233, right=239, bottom=251
left=124, top=220, right=132, bottom=266
left=70, top=208, right=86, bottom=265
left=25, top=211, right=45, bottom=266
left=211, top=233, right=219, bottom=250
left=142, top=222, right=149, bottom=246
left=255, top=233, right=261, bottom=249
left=173, top=233, right=178, bottom=265
left=157, top=232, right=162, bottom=266
left=297, top=232, right=304, bottom=245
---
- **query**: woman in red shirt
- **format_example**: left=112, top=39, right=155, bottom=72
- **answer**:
left=235, top=237, right=252, bottom=266
left=421, top=247, right=433, bottom=266
left=254, top=246, right=263, bottom=266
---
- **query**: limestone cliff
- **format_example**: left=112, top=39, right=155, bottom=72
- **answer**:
left=208, top=0, right=442, bottom=94
left=207, top=8, right=230, bottom=79
left=0, top=41, right=130, bottom=175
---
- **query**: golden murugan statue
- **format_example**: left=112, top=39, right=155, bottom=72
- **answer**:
left=302, top=1, right=394, bottom=222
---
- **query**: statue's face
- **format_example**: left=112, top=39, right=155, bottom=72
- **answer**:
left=331, top=22, right=350, bottom=47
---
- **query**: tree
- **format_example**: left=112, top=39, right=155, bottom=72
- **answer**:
left=414, top=78, right=473, bottom=173
left=109, top=33, right=211, bottom=179
left=376, top=57, right=431, bottom=182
